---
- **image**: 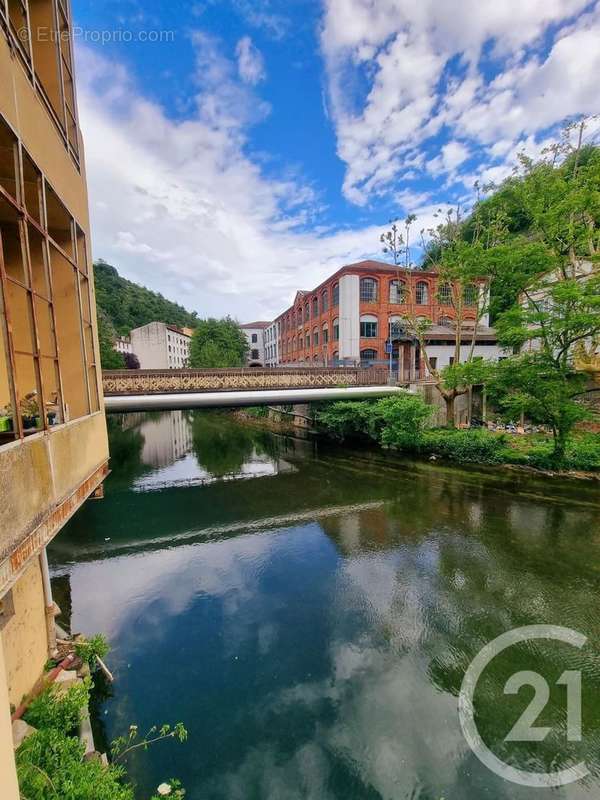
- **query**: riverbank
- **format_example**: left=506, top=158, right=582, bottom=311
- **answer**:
left=235, top=402, right=600, bottom=480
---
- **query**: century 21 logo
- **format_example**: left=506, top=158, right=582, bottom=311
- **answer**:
left=458, top=625, right=588, bottom=788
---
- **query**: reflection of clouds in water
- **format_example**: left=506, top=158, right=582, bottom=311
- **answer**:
left=218, top=742, right=334, bottom=800
left=133, top=451, right=288, bottom=492
left=68, top=531, right=283, bottom=652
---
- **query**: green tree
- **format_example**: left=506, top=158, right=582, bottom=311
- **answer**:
left=97, top=309, right=125, bottom=369
left=493, top=273, right=600, bottom=461
left=94, top=260, right=199, bottom=335
left=188, top=318, right=248, bottom=368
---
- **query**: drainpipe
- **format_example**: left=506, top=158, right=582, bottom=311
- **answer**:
left=39, top=547, right=57, bottom=655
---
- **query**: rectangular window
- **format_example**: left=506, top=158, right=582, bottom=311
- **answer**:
left=360, top=321, right=378, bottom=338
left=251, top=334, right=258, bottom=343
left=0, top=125, right=99, bottom=445
left=323, top=329, right=329, bottom=344
left=313, top=331, right=319, bottom=346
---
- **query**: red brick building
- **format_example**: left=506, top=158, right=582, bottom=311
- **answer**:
left=274, top=260, right=489, bottom=374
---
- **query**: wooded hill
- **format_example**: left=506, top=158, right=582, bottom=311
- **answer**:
left=93, top=260, right=199, bottom=335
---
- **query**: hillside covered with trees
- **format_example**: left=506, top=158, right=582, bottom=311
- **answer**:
left=94, top=260, right=199, bottom=335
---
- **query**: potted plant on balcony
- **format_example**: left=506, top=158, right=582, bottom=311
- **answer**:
left=0, top=403, right=13, bottom=432
left=20, top=393, right=40, bottom=430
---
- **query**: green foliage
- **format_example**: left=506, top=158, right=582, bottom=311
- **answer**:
left=439, top=359, right=494, bottom=393
left=419, top=429, right=508, bottom=464
left=94, top=261, right=198, bottom=335
left=315, top=400, right=379, bottom=441
left=377, top=395, right=434, bottom=448
left=189, top=318, right=248, bottom=368
left=317, top=394, right=433, bottom=447
left=24, top=678, right=92, bottom=736
left=111, top=722, right=188, bottom=764
left=16, top=727, right=134, bottom=800
left=74, top=634, right=110, bottom=668
left=97, top=309, right=126, bottom=370
left=244, top=406, right=269, bottom=418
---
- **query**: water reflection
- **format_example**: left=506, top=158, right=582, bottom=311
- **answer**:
left=49, top=412, right=600, bottom=800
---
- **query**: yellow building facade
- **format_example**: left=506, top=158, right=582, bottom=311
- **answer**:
left=0, top=1, right=109, bottom=793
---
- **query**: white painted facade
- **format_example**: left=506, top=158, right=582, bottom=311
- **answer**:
left=241, top=324, right=268, bottom=366
left=265, top=322, right=279, bottom=367
left=114, top=336, right=133, bottom=355
left=129, top=322, right=191, bottom=369
left=338, top=274, right=360, bottom=362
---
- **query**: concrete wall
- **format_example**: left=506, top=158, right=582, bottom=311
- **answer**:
left=425, top=343, right=507, bottom=371
left=416, top=382, right=471, bottom=426
left=0, top=413, right=108, bottom=562
left=130, top=323, right=169, bottom=369
left=1, top=560, right=47, bottom=706
left=0, top=642, right=19, bottom=799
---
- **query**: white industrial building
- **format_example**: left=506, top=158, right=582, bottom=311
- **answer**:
left=129, top=322, right=192, bottom=369
left=265, top=321, right=280, bottom=367
left=240, top=322, right=270, bottom=367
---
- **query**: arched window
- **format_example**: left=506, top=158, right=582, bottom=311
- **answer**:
left=463, top=283, right=479, bottom=306
left=305, top=303, right=310, bottom=320
left=416, top=281, right=429, bottom=305
left=322, top=290, right=329, bottom=313
left=313, top=327, right=319, bottom=346
left=360, top=277, right=378, bottom=302
left=438, top=283, right=452, bottom=305
left=438, top=315, right=454, bottom=328
left=305, top=333, right=310, bottom=349
left=312, top=296, right=319, bottom=316
left=389, top=279, right=406, bottom=304
left=360, top=348, right=378, bottom=362
left=333, top=318, right=339, bottom=341
left=332, top=283, right=339, bottom=306
left=360, top=314, right=378, bottom=338
left=322, top=322, right=329, bottom=345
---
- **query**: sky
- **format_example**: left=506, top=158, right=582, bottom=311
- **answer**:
left=71, top=0, right=600, bottom=322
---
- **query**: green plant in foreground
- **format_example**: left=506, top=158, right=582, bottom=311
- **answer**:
left=74, top=633, right=110, bottom=667
left=111, top=722, right=188, bottom=764
left=24, top=678, right=92, bottom=736
left=17, top=727, right=134, bottom=800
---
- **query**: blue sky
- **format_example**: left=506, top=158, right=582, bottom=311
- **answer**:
left=71, top=0, right=600, bottom=321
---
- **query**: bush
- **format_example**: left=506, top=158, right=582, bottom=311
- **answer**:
left=16, top=728, right=134, bottom=800
left=74, top=634, right=110, bottom=667
left=377, top=394, right=434, bottom=449
left=419, top=429, right=508, bottom=464
left=24, top=678, right=91, bottom=736
left=316, top=400, right=379, bottom=441
left=565, top=436, right=600, bottom=471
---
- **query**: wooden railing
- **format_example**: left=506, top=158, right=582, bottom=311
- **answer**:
left=102, top=367, right=391, bottom=396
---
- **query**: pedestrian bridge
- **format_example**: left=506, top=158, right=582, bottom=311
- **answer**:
left=102, top=367, right=403, bottom=413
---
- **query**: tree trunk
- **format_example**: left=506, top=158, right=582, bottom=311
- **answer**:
left=445, top=394, right=456, bottom=428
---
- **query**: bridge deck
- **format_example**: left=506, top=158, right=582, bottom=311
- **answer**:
left=103, top=367, right=391, bottom=396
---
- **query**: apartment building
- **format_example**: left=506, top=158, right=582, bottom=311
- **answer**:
left=0, top=1, right=109, bottom=793
left=274, top=260, right=502, bottom=377
left=130, top=322, right=191, bottom=369
left=114, top=335, right=133, bottom=355
left=240, top=321, right=269, bottom=367
left=265, top=321, right=279, bottom=367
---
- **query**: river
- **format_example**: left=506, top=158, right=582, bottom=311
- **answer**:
left=49, top=410, right=600, bottom=800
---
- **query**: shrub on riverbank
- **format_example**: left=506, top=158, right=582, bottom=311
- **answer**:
left=315, top=398, right=600, bottom=472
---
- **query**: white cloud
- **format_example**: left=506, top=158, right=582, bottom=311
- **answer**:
left=321, top=0, right=599, bottom=204
left=235, top=36, right=266, bottom=85
left=76, top=42, right=389, bottom=321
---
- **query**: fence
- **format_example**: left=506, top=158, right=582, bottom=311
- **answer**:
left=102, top=367, right=391, bottom=396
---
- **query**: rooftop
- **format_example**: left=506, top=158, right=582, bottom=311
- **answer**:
left=240, top=321, right=271, bottom=329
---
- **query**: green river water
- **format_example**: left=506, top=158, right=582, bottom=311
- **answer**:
left=49, top=410, right=600, bottom=800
